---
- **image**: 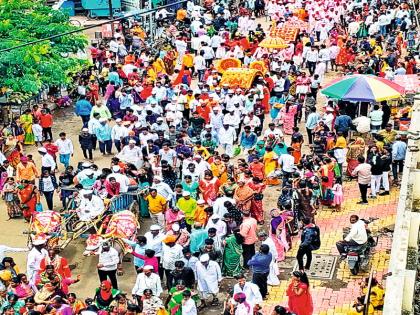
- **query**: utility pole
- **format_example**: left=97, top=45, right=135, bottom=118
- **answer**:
left=108, top=0, right=115, bottom=36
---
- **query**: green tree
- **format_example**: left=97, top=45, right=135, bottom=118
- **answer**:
left=0, top=0, right=89, bottom=94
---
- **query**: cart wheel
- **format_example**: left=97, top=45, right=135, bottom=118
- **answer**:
left=69, top=19, right=82, bottom=27
left=129, top=200, right=140, bottom=219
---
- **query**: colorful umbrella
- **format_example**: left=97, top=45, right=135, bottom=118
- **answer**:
left=258, top=37, right=289, bottom=49
left=321, top=75, right=405, bottom=102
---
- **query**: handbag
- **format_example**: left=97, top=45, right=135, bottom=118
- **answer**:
left=254, top=193, right=264, bottom=200
left=35, top=203, right=43, bottom=212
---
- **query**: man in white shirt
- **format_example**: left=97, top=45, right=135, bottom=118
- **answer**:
left=26, top=235, right=48, bottom=284
left=304, top=46, right=318, bottom=75
left=38, top=147, right=56, bottom=173
left=97, top=242, right=120, bottom=289
left=218, top=124, right=237, bottom=157
left=352, top=115, right=371, bottom=134
left=77, top=190, right=105, bottom=221
left=196, top=254, right=222, bottom=307
left=107, top=165, right=130, bottom=193
left=181, top=290, right=197, bottom=315
left=278, top=147, right=295, bottom=174
left=111, top=118, right=129, bottom=152
left=194, top=51, right=206, bottom=82
left=55, top=132, right=74, bottom=169
left=233, top=275, right=263, bottom=310
left=132, top=265, right=162, bottom=299
left=116, top=139, right=142, bottom=168
left=145, top=225, right=165, bottom=261
left=263, top=123, right=284, bottom=140
left=336, top=215, right=368, bottom=256
left=161, top=236, right=184, bottom=288
left=152, top=176, right=174, bottom=202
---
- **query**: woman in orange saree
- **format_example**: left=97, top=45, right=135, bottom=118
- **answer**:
left=18, top=181, right=40, bottom=221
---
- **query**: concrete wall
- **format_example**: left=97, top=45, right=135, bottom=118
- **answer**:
left=383, top=95, right=420, bottom=315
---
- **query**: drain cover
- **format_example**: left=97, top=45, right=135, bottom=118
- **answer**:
left=293, top=254, right=337, bottom=279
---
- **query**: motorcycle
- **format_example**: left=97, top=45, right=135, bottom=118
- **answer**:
left=342, top=218, right=378, bottom=275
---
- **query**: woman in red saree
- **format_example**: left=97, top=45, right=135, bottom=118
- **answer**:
left=86, top=80, right=100, bottom=105
left=199, top=170, right=221, bottom=206
left=18, top=181, right=40, bottom=221
left=287, top=271, right=313, bottom=315
left=248, top=177, right=266, bottom=224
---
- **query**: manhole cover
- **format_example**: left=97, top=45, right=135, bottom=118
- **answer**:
left=293, top=254, right=337, bottom=279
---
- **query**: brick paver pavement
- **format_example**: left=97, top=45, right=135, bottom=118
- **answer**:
left=262, top=180, right=397, bottom=315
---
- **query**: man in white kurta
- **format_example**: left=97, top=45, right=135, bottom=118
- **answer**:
left=77, top=190, right=105, bottom=221
left=232, top=275, right=263, bottom=310
left=26, top=237, right=48, bottom=284
left=116, top=140, right=142, bottom=168
left=196, top=254, right=222, bottom=305
left=259, top=231, right=280, bottom=286
left=132, top=265, right=163, bottom=297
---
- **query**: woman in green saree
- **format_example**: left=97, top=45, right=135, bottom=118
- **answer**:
left=20, top=109, right=35, bottom=145
left=166, top=281, right=199, bottom=315
left=222, top=230, right=244, bottom=277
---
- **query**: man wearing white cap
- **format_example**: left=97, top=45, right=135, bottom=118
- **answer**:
left=111, top=118, right=128, bottom=152
left=26, top=234, right=48, bottom=284
left=196, top=253, right=222, bottom=308
left=206, top=214, right=227, bottom=239
left=176, top=191, right=197, bottom=229
left=144, top=225, right=165, bottom=276
left=218, top=123, right=236, bottom=157
left=106, top=165, right=130, bottom=193
left=210, top=107, right=224, bottom=135
left=77, top=189, right=104, bottom=221
left=151, top=176, right=174, bottom=202
left=38, top=147, right=56, bottom=174
left=132, top=265, right=162, bottom=301
left=116, top=140, right=142, bottom=168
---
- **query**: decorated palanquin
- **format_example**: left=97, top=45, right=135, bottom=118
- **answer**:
left=269, top=25, right=300, bottom=42
left=216, top=58, right=242, bottom=73
left=102, top=210, right=138, bottom=240
left=31, top=210, right=62, bottom=235
left=220, top=68, right=263, bottom=89
left=249, top=60, right=268, bottom=75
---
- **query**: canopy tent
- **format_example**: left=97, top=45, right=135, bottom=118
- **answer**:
left=321, top=75, right=405, bottom=102
left=220, top=68, right=263, bottom=89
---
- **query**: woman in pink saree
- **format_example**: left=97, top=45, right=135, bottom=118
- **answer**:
left=199, top=170, right=221, bottom=206
left=279, top=102, right=298, bottom=135
left=269, top=209, right=293, bottom=261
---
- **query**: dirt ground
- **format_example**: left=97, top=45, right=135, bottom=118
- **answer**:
left=0, top=14, right=340, bottom=313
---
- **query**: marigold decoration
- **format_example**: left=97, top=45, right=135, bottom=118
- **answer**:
left=249, top=61, right=268, bottom=75
left=216, top=58, right=242, bottom=73
left=268, top=27, right=299, bottom=42
left=220, top=68, right=263, bottom=89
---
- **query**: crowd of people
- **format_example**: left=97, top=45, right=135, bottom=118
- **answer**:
left=0, top=0, right=417, bottom=313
